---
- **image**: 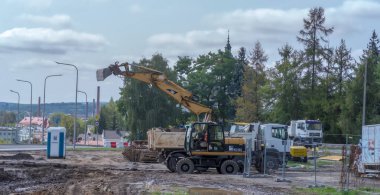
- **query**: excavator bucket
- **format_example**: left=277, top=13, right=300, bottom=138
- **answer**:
left=96, top=67, right=112, bottom=81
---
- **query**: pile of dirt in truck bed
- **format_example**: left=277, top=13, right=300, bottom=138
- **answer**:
left=0, top=153, right=34, bottom=160
left=122, top=146, right=159, bottom=162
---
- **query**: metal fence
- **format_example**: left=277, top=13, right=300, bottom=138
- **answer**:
left=242, top=133, right=380, bottom=192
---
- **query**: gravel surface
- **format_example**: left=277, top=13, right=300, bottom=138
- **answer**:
left=0, top=150, right=376, bottom=194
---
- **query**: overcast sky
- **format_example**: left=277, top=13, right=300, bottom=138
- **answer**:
left=1, top=0, right=379, bottom=104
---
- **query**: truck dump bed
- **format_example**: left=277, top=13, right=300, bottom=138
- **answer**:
left=147, top=128, right=185, bottom=150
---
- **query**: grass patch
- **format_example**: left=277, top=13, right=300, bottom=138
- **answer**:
left=296, top=186, right=342, bottom=195
left=147, top=191, right=187, bottom=195
left=145, top=186, right=188, bottom=195
left=315, top=159, right=336, bottom=166
left=357, top=187, right=380, bottom=193
left=287, top=159, right=337, bottom=169
left=310, top=146, right=342, bottom=156
left=295, top=186, right=380, bottom=195
left=287, top=161, right=307, bottom=167
left=319, top=146, right=343, bottom=151
left=66, top=147, right=123, bottom=151
left=296, top=187, right=354, bottom=195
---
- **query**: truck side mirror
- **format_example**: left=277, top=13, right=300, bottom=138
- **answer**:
left=249, top=124, right=254, bottom=132
left=283, top=129, right=288, bottom=140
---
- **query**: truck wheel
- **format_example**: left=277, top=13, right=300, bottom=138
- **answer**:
left=256, top=160, right=263, bottom=173
left=176, top=158, right=194, bottom=174
left=302, top=157, right=308, bottom=163
left=216, top=167, right=222, bottom=174
left=266, top=157, right=279, bottom=170
left=220, top=160, right=239, bottom=175
left=166, top=153, right=184, bottom=172
left=158, top=153, right=166, bottom=163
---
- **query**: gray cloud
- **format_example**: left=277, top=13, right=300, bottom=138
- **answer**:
left=146, top=0, right=379, bottom=61
left=0, top=28, right=108, bottom=54
left=326, top=0, right=380, bottom=35
left=19, top=14, right=72, bottom=28
left=336, top=0, right=380, bottom=18
left=146, top=8, right=307, bottom=60
left=8, top=58, right=55, bottom=72
left=206, top=8, right=307, bottom=37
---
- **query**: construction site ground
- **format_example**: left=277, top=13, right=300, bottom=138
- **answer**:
left=0, top=149, right=379, bottom=195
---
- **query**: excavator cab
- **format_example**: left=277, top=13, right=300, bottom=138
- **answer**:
left=185, top=122, right=225, bottom=153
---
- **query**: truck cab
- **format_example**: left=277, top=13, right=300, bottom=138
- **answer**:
left=228, top=123, right=289, bottom=153
left=256, top=124, right=291, bottom=153
left=288, top=120, right=323, bottom=147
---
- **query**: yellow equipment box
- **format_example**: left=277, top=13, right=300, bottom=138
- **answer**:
left=290, top=146, right=307, bottom=157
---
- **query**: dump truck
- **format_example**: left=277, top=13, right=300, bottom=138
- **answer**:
left=288, top=119, right=323, bottom=147
left=228, top=122, right=308, bottom=164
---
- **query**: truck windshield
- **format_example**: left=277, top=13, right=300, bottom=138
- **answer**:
left=306, top=122, right=322, bottom=130
left=229, top=123, right=249, bottom=134
left=271, top=126, right=287, bottom=140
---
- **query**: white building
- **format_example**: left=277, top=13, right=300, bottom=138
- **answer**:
left=18, top=127, right=31, bottom=143
left=102, top=130, right=129, bottom=148
left=0, top=127, right=18, bottom=144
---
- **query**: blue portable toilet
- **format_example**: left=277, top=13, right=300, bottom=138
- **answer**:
left=47, top=127, right=66, bottom=158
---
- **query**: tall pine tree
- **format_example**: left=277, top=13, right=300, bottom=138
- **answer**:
left=267, top=44, right=303, bottom=123
left=235, top=41, right=268, bottom=122
left=342, top=31, right=380, bottom=137
left=297, top=7, right=334, bottom=92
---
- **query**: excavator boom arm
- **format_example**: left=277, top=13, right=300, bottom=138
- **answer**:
left=97, top=62, right=212, bottom=118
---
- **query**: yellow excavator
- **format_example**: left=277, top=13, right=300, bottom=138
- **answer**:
left=97, top=61, right=283, bottom=174
left=97, top=61, right=211, bottom=120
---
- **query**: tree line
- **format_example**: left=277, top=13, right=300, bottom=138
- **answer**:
left=98, top=7, right=379, bottom=143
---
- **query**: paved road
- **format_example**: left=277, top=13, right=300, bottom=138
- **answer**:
left=0, top=144, right=99, bottom=152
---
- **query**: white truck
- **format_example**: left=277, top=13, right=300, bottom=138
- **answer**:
left=229, top=123, right=290, bottom=152
left=288, top=120, right=323, bottom=147
left=228, top=123, right=307, bottom=164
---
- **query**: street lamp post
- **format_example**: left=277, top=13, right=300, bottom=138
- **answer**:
left=16, top=79, right=32, bottom=144
left=42, top=74, right=62, bottom=144
left=10, top=90, right=20, bottom=123
left=56, top=61, right=78, bottom=150
left=78, top=90, right=88, bottom=145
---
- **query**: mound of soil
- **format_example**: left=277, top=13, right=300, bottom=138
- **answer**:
left=0, top=153, right=34, bottom=160
left=0, top=168, right=11, bottom=181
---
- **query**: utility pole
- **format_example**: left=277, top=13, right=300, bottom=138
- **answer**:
left=56, top=62, right=78, bottom=150
left=78, top=90, right=88, bottom=144
left=96, top=86, right=100, bottom=147
left=42, top=74, right=62, bottom=144
left=10, top=90, right=20, bottom=123
left=362, top=60, right=368, bottom=126
left=17, top=79, right=32, bottom=144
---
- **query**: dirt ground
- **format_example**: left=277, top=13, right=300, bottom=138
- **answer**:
left=0, top=150, right=377, bottom=195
